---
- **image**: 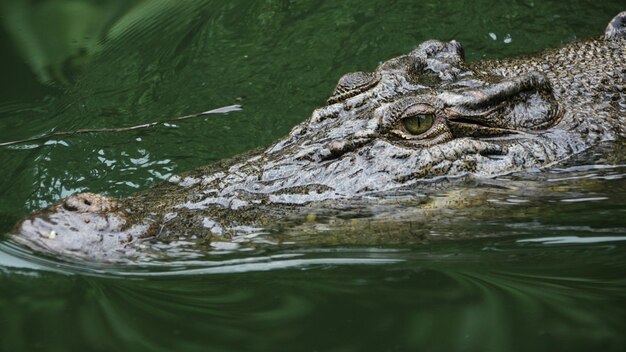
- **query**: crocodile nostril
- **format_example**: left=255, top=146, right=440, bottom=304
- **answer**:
left=61, top=192, right=116, bottom=213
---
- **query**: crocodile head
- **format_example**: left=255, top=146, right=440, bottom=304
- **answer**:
left=252, top=39, right=584, bottom=200
left=9, top=13, right=624, bottom=260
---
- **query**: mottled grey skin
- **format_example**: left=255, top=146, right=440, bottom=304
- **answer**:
left=10, top=12, right=626, bottom=261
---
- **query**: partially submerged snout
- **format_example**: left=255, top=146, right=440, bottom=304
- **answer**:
left=11, top=193, right=147, bottom=260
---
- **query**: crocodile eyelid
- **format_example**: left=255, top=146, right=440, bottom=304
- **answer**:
left=400, top=103, right=436, bottom=118
left=378, top=98, right=435, bottom=129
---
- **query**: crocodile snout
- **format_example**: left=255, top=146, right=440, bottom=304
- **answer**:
left=11, top=193, right=147, bottom=261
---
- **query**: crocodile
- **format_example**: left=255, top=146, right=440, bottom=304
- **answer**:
left=8, top=12, right=626, bottom=262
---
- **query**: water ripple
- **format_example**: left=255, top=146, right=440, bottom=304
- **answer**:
left=518, top=236, right=626, bottom=245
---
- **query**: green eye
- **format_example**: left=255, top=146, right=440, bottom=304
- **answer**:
left=402, top=114, right=434, bottom=135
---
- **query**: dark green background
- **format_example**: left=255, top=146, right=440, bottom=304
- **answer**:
left=0, top=1, right=625, bottom=351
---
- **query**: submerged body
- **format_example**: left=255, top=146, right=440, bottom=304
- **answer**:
left=10, top=12, right=626, bottom=261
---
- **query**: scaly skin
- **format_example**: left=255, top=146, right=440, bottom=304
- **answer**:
left=9, top=12, right=626, bottom=261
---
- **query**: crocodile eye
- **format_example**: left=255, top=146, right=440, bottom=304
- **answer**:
left=402, top=114, right=434, bottom=135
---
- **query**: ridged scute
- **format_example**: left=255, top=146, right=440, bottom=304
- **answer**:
left=327, top=71, right=381, bottom=104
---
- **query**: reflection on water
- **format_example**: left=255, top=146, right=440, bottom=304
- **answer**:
left=2, top=233, right=625, bottom=351
left=1, top=0, right=625, bottom=351
left=0, top=0, right=140, bottom=84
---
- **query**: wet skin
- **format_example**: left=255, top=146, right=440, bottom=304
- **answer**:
left=9, top=12, right=626, bottom=262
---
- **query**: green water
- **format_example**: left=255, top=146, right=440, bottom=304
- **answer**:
left=0, top=1, right=625, bottom=351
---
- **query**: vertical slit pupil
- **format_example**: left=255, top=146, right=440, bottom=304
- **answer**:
left=403, top=114, right=434, bottom=135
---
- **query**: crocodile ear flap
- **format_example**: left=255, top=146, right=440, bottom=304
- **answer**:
left=604, top=11, right=626, bottom=40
